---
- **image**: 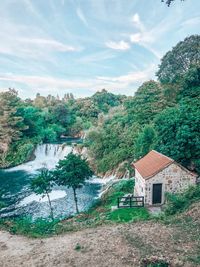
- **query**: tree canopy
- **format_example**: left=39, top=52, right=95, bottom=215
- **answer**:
left=53, top=153, right=93, bottom=213
left=156, top=35, right=200, bottom=83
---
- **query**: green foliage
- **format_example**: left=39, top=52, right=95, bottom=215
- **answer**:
left=31, top=169, right=53, bottom=196
left=102, top=179, right=135, bottom=208
left=154, top=98, right=200, bottom=171
left=107, top=208, right=149, bottom=223
left=164, top=185, right=200, bottom=215
left=0, top=139, right=35, bottom=168
left=134, top=125, right=157, bottom=160
left=74, top=243, right=82, bottom=251
left=54, top=153, right=93, bottom=189
left=124, top=80, right=167, bottom=125
left=53, top=153, right=93, bottom=213
left=0, top=217, right=60, bottom=238
left=0, top=89, right=123, bottom=168
left=91, top=89, right=124, bottom=113
left=157, top=35, right=200, bottom=83
left=86, top=81, right=167, bottom=173
left=0, top=179, right=149, bottom=236
left=31, top=169, right=54, bottom=219
left=0, top=89, right=26, bottom=155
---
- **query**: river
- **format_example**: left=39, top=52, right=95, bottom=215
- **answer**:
left=0, top=141, right=103, bottom=220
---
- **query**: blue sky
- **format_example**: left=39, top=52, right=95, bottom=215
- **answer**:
left=0, top=0, right=199, bottom=99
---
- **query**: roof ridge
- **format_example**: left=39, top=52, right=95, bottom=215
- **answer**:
left=151, top=150, right=174, bottom=162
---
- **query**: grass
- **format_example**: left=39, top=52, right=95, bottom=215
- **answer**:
left=0, top=217, right=62, bottom=238
left=107, top=208, right=149, bottom=222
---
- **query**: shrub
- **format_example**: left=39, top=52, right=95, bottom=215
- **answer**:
left=0, top=217, right=61, bottom=238
left=164, top=185, right=200, bottom=215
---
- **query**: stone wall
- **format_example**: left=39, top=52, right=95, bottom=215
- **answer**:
left=144, top=163, right=196, bottom=205
left=134, top=169, right=146, bottom=198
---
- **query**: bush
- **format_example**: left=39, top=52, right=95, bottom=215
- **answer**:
left=2, top=140, right=35, bottom=167
left=0, top=217, right=61, bottom=238
left=164, top=185, right=200, bottom=215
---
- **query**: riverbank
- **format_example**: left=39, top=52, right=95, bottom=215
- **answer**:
left=0, top=179, right=150, bottom=237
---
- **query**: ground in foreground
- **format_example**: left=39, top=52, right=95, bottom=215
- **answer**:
left=0, top=203, right=199, bottom=267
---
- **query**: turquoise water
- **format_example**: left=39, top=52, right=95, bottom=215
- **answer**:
left=0, top=142, right=101, bottom=220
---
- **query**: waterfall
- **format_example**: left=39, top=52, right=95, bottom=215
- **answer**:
left=7, top=144, right=72, bottom=173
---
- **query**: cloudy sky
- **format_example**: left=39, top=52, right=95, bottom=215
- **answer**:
left=0, top=0, right=199, bottom=98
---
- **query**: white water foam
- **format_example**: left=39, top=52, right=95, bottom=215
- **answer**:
left=88, top=175, right=115, bottom=185
left=7, top=144, right=72, bottom=172
left=18, top=190, right=67, bottom=206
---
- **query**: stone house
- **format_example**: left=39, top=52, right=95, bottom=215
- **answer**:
left=132, top=150, right=197, bottom=205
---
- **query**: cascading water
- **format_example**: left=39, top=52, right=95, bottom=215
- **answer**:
left=8, top=144, right=72, bottom=172
left=0, top=141, right=103, bottom=220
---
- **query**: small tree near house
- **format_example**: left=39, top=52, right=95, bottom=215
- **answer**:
left=31, top=169, right=54, bottom=220
left=53, top=153, right=93, bottom=213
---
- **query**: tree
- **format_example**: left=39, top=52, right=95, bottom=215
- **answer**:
left=179, top=65, right=200, bottom=99
left=17, top=106, right=45, bottom=138
left=31, top=169, right=54, bottom=220
left=124, top=81, right=166, bottom=125
left=134, top=125, right=157, bottom=160
left=156, top=35, right=200, bottom=83
left=154, top=99, right=200, bottom=173
left=53, top=153, right=93, bottom=213
left=0, top=89, right=25, bottom=154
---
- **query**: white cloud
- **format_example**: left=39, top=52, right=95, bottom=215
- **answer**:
left=76, top=7, right=88, bottom=26
left=130, top=33, right=142, bottom=43
left=181, top=17, right=200, bottom=26
left=97, top=64, right=156, bottom=86
left=0, top=74, right=91, bottom=89
left=0, top=63, right=156, bottom=98
left=105, top=40, right=130, bottom=50
left=18, top=38, right=77, bottom=52
left=130, top=33, right=161, bottom=58
left=131, top=13, right=145, bottom=32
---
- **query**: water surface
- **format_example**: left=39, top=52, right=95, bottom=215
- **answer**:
left=0, top=143, right=102, bottom=220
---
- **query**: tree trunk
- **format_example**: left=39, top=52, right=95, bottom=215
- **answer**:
left=47, top=192, right=54, bottom=220
left=73, top=187, right=79, bottom=213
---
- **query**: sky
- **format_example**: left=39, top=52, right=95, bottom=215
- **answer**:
left=0, top=0, right=199, bottom=99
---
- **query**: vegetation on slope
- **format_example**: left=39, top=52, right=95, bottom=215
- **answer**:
left=86, top=35, right=200, bottom=176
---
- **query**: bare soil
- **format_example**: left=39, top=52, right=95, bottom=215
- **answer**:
left=0, top=217, right=199, bottom=267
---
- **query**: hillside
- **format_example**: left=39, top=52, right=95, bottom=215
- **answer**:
left=0, top=201, right=199, bottom=267
left=85, top=35, right=200, bottom=178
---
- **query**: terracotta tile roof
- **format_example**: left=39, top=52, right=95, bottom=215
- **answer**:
left=132, top=150, right=174, bottom=179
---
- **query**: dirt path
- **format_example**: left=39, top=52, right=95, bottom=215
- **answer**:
left=0, top=221, right=197, bottom=267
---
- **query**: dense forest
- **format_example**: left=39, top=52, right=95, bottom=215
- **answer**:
left=0, top=35, right=199, bottom=176
left=86, top=35, right=200, bottom=176
left=0, top=88, right=124, bottom=168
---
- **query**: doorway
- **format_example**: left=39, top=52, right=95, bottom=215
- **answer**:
left=152, top=183, right=162, bottom=204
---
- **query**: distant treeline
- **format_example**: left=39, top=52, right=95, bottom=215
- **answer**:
left=0, top=88, right=124, bottom=167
